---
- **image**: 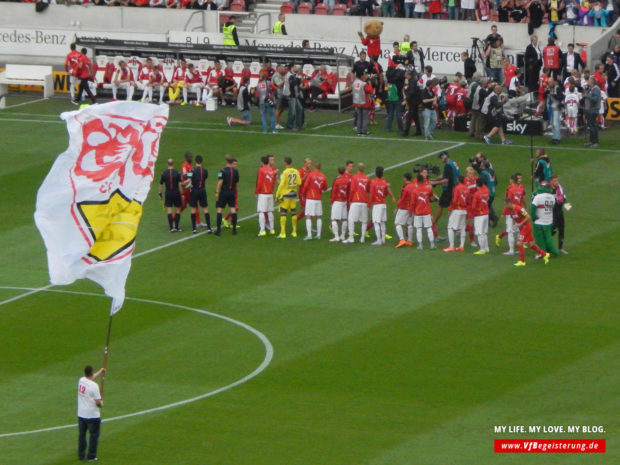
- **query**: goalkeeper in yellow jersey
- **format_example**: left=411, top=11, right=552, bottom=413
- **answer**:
left=275, top=156, right=302, bottom=238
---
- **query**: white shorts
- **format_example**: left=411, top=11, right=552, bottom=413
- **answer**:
left=474, top=215, right=489, bottom=235
left=413, top=214, right=432, bottom=228
left=188, top=83, right=203, bottom=93
left=371, top=203, right=387, bottom=223
left=394, top=208, right=412, bottom=226
left=566, top=105, right=578, bottom=118
left=348, top=202, right=368, bottom=223
left=137, top=80, right=149, bottom=90
left=113, top=81, right=133, bottom=90
left=447, top=209, right=467, bottom=231
left=305, top=199, right=323, bottom=217
left=505, top=214, right=515, bottom=233
left=256, top=194, right=274, bottom=213
left=330, top=201, right=348, bottom=221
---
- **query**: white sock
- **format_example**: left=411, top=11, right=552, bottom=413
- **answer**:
left=380, top=222, right=386, bottom=243
left=416, top=228, right=423, bottom=245
left=331, top=220, right=339, bottom=238
left=306, top=218, right=312, bottom=237
left=373, top=222, right=381, bottom=242
left=267, top=212, right=274, bottom=231
left=112, top=86, right=117, bottom=99
left=348, top=220, right=355, bottom=240
left=360, top=222, right=367, bottom=242
left=426, top=227, right=434, bottom=244
left=478, top=235, right=486, bottom=251
left=448, top=229, right=455, bottom=248
left=316, top=219, right=322, bottom=238
left=342, top=221, right=348, bottom=239
left=407, top=224, right=413, bottom=242
left=258, top=212, right=265, bottom=233
left=182, top=87, right=188, bottom=103
left=459, top=228, right=466, bottom=248
left=508, top=232, right=515, bottom=253
left=127, top=86, right=134, bottom=100
left=395, top=224, right=404, bottom=241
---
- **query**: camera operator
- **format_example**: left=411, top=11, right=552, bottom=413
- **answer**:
left=430, top=151, right=460, bottom=240
left=544, top=77, right=564, bottom=145
left=484, top=38, right=505, bottom=84
left=402, top=69, right=422, bottom=137
left=385, top=65, right=406, bottom=134
left=469, top=152, right=493, bottom=173
left=482, top=84, right=512, bottom=145
left=531, top=148, right=552, bottom=187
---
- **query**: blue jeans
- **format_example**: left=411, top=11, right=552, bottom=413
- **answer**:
left=548, top=103, right=561, bottom=140
left=385, top=100, right=404, bottom=132
left=260, top=103, right=275, bottom=132
left=78, top=417, right=101, bottom=461
left=404, top=4, right=414, bottom=17
left=448, top=6, right=459, bottom=19
left=486, top=67, right=503, bottom=84
left=422, top=108, right=437, bottom=137
left=413, top=11, right=424, bottom=18
left=286, top=97, right=303, bottom=129
left=381, top=1, right=395, bottom=16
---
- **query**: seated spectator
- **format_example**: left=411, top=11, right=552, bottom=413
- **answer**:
left=308, top=65, right=334, bottom=110
left=508, top=69, right=524, bottom=97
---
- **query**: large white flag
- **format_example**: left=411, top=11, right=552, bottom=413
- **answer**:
left=34, top=102, right=169, bottom=314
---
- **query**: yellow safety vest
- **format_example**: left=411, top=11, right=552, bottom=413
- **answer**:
left=273, top=21, right=283, bottom=35
left=222, top=24, right=237, bottom=46
left=399, top=41, right=411, bottom=54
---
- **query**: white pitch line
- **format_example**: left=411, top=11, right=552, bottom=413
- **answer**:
left=0, top=115, right=618, bottom=153
left=311, top=118, right=354, bottom=130
left=0, top=287, right=274, bottom=439
left=0, top=98, right=48, bottom=110
left=0, top=284, right=54, bottom=306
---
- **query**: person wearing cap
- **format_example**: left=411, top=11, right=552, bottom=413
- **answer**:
left=222, top=16, right=239, bottom=46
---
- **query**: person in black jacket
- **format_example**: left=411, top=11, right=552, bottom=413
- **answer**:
left=402, top=70, right=422, bottom=137
left=561, top=43, right=583, bottom=82
left=605, top=54, right=620, bottom=98
left=525, top=34, right=542, bottom=91
left=461, top=51, right=477, bottom=81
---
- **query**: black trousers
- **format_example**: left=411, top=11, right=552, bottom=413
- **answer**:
left=552, top=205, right=565, bottom=250
left=403, top=105, right=422, bottom=136
left=77, top=78, right=96, bottom=104
left=78, top=417, right=101, bottom=460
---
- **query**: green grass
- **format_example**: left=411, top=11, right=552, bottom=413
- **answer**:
left=0, top=95, right=618, bottom=465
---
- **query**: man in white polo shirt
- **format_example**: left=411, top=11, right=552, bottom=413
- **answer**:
left=77, top=365, right=105, bottom=462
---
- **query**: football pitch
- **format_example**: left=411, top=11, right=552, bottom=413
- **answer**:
left=0, top=96, right=618, bottom=465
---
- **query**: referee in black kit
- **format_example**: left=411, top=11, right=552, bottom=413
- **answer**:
left=214, top=155, right=240, bottom=236
left=158, top=158, right=183, bottom=232
left=188, top=155, right=212, bottom=234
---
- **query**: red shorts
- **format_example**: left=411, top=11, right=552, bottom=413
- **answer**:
left=455, top=102, right=466, bottom=115
left=446, top=97, right=457, bottom=110
left=518, top=225, right=534, bottom=243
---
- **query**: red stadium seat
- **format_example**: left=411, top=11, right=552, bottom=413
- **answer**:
left=315, top=3, right=329, bottom=14
left=297, top=2, right=312, bottom=13
left=231, top=0, right=245, bottom=11
left=332, top=4, right=346, bottom=15
left=280, top=1, right=295, bottom=13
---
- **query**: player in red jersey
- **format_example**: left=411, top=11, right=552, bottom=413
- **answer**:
left=536, top=68, right=550, bottom=114
left=394, top=173, right=416, bottom=248
left=180, top=153, right=197, bottom=221
left=111, top=60, right=135, bottom=101
left=143, top=64, right=167, bottom=105
left=300, top=163, right=328, bottom=240
left=183, top=63, right=204, bottom=106
left=74, top=48, right=97, bottom=105
left=343, top=163, right=370, bottom=244
left=255, top=155, right=277, bottom=236
left=464, top=166, right=478, bottom=247
left=445, top=76, right=460, bottom=125
left=137, top=58, right=154, bottom=102
left=205, top=61, right=224, bottom=105
left=412, top=174, right=438, bottom=249
left=64, top=43, right=81, bottom=102
left=455, top=82, right=468, bottom=116
left=471, top=178, right=490, bottom=254
left=443, top=175, right=471, bottom=252
left=504, top=198, right=549, bottom=266
left=168, top=58, right=187, bottom=103
left=296, top=158, right=313, bottom=222
left=368, top=166, right=396, bottom=246
left=344, top=160, right=355, bottom=179
left=495, top=173, right=526, bottom=255
left=330, top=166, right=351, bottom=242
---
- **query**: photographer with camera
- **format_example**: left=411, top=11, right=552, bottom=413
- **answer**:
left=421, top=80, right=439, bottom=140
left=402, top=69, right=422, bottom=137
left=352, top=70, right=375, bottom=136
left=482, top=84, right=512, bottom=145
left=256, top=72, right=277, bottom=133
left=286, top=65, right=304, bottom=131
left=484, top=38, right=505, bottom=84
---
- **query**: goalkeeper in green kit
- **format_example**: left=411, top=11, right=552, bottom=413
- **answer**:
left=531, top=182, right=560, bottom=256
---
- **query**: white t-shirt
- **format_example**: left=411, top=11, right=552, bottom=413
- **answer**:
left=532, top=193, right=555, bottom=226
left=77, top=377, right=101, bottom=419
